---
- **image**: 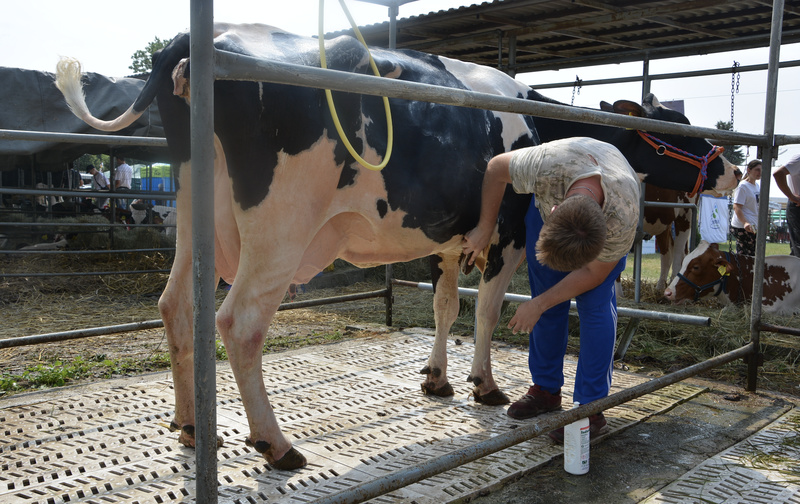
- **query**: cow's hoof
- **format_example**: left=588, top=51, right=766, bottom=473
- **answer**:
left=246, top=438, right=307, bottom=470
left=472, top=388, right=510, bottom=406
left=421, top=381, right=454, bottom=397
left=170, top=422, right=224, bottom=448
left=271, top=447, right=308, bottom=470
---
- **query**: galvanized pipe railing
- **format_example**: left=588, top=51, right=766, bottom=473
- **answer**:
left=213, top=50, right=767, bottom=148
left=312, top=343, right=755, bottom=504
left=392, top=279, right=710, bottom=326
left=0, top=129, right=168, bottom=147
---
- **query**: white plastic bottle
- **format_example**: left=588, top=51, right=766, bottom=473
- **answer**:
left=564, top=402, right=590, bottom=475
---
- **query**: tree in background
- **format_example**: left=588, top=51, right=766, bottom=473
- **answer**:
left=129, top=36, right=172, bottom=74
left=715, top=120, right=745, bottom=167
left=73, top=153, right=110, bottom=173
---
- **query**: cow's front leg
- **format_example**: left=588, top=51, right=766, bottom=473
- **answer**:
left=420, top=254, right=459, bottom=398
left=216, top=276, right=307, bottom=470
left=468, top=244, right=526, bottom=405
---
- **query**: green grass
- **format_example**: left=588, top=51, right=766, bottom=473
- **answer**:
left=623, top=241, right=793, bottom=281
left=0, top=329, right=347, bottom=395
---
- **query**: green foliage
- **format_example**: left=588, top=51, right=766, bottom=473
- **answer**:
left=216, top=340, right=228, bottom=360
left=73, top=153, right=110, bottom=173
left=129, top=36, right=172, bottom=74
left=715, top=120, right=746, bottom=166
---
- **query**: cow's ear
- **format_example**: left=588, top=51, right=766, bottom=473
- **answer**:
left=709, top=242, right=720, bottom=250
left=612, top=100, right=643, bottom=117
left=600, top=101, right=614, bottom=112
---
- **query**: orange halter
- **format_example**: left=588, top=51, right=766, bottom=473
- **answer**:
left=637, top=130, right=725, bottom=197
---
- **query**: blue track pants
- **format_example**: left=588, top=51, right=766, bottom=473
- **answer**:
left=525, top=196, right=627, bottom=405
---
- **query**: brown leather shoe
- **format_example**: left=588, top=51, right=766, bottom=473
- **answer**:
left=548, top=412, right=609, bottom=443
left=506, top=384, right=562, bottom=420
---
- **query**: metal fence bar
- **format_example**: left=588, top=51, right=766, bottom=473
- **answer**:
left=1, top=248, right=175, bottom=255
left=392, top=280, right=710, bottom=326
left=759, top=322, right=800, bottom=337
left=1, top=221, right=170, bottom=229
left=0, top=290, right=390, bottom=350
left=190, top=1, right=217, bottom=500
left=313, top=343, right=754, bottom=504
left=0, top=320, right=166, bottom=349
left=748, top=0, right=785, bottom=391
left=0, top=186, right=176, bottom=201
left=532, top=59, right=800, bottom=90
left=213, top=50, right=768, bottom=147
left=0, top=128, right=168, bottom=147
left=0, top=269, right=170, bottom=278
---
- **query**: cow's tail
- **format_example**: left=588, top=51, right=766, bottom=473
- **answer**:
left=55, top=58, right=143, bottom=132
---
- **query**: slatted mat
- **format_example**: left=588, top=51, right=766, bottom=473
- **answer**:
left=1, top=329, right=706, bottom=504
left=643, top=408, right=800, bottom=504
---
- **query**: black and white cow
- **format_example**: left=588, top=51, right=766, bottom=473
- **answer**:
left=55, top=23, right=740, bottom=469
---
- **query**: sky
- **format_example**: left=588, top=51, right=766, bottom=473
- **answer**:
left=2, top=0, right=798, bottom=200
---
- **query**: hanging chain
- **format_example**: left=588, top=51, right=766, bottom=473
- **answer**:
left=571, top=75, right=582, bottom=105
left=730, top=61, right=740, bottom=130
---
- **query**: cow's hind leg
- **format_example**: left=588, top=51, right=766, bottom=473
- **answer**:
left=215, top=262, right=307, bottom=470
left=420, top=254, right=460, bottom=398
left=157, top=168, right=224, bottom=450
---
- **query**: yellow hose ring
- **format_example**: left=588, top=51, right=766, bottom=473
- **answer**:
left=319, top=0, right=394, bottom=171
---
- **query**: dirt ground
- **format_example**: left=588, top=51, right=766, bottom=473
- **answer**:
left=1, top=261, right=798, bottom=398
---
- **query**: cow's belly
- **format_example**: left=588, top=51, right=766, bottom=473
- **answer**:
left=292, top=211, right=462, bottom=284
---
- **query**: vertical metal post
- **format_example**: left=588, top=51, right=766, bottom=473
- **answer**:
left=641, top=55, right=651, bottom=100
left=385, top=264, right=393, bottom=326
left=507, top=34, right=517, bottom=78
left=388, top=2, right=398, bottom=49
left=634, top=182, right=645, bottom=303
left=747, top=0, right=784, bottom=392
left=496, top=30, right=503, bottom=69
left=190, top=0, right=218, bottom=501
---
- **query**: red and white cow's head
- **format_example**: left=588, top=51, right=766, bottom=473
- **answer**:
left=664, top=241, right=733, bottom=304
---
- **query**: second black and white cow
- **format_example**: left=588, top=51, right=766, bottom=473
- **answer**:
left=56, top=23, right=740, bottom=469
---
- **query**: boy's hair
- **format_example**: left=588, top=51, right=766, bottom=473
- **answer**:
left=536, top=194, right=606, bottom=271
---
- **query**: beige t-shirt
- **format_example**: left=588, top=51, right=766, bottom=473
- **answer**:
left=508, top=137, right=641, bottom=263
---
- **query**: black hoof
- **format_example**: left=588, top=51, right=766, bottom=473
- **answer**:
left=421, top=382, right=455, bottom=397
left=271, top=447, right=308, bottom=470
left=246, top=438, right=307, bottom=470
left=472, top=388, right=510, bottom=405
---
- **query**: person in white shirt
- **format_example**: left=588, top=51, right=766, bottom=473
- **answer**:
left=114, top=156, right=133, bottom=209
left=773, top=153, right=800, bottom=257
left=730, top=159, right=762, bottom=256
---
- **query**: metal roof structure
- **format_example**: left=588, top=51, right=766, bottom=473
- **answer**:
left=332, top=0, right=800, bottom=75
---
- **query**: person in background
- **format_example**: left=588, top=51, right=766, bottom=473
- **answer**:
left=730, top=159, right=763, bottom=256
left=86, top=164, right=109, bottom=209
left=462, top=137, right=640, bottom=442
left=114, top=156, right=133, bottom=209
left=773, top=153, right=800, bottom=257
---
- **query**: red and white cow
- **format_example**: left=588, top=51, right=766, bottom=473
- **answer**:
left=642, top=185, right=698, bottom=292
left=55, top=23, right=740, bottom=469
left=664, top=240, right=800, bottom=314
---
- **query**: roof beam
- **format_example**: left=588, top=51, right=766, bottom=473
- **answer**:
left=549, top=29, right=650, bottom=50
left=646, top=16, right=733, bottom=38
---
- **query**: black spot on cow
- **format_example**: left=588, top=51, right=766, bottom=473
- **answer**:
left=376, top=199, right=388, bottom=218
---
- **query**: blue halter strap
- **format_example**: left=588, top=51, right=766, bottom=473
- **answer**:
left=675, top=251, right=733, bottom=301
